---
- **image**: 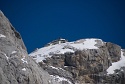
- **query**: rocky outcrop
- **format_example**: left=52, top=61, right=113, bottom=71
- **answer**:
left=107, top=68, right=125, bottom=84
left=38, top=41, right=125, bottom=84
left=0, top=11, right=54, bottom=84
left=106, top=42, right=121, bottom=62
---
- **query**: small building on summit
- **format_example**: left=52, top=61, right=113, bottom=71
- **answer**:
left=45, top=38, right=68, bottom=47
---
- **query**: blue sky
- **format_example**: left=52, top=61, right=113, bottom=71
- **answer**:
left=0, top=0, right=125, bottom=53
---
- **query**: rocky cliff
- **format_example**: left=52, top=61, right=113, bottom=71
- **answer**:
left=30, top=38, right=125, bottom=84
left=0, top=11, right=66, bottom=84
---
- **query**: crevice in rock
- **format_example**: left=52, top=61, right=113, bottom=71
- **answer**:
left=10, top=25, right=21, bottom=39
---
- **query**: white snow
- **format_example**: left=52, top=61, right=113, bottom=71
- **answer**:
left=29, top=43, right=74, bottom=63
left=71, top=38, right=99, bottom=49
left=11, top=51, right=17, bottom=54
left=4, top=53, right=9, bottom=60
left=59, top=49, right=74, bottom=54
left=50, top=75, right=72, bottom=84
left=29, top=38, right=102, bottom=63
left=49, top=66, right=60, bottom=70
left=22, top=68, right=26, bottom=71
left=49, top=66, right=65, bottom=71
left=21, top=56, right=28, bottom=64
left=0, top=34, right=6, bottom=38
left=107, top=50, right=125, bottom=74
left=0, top=52, right=9, bottom=60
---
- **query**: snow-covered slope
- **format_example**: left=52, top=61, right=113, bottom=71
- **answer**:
left=29, top=38, right=103, bottom=63
left=107, top=49, right=125, bottom=74
left=29, top=38, right=125, bottom=75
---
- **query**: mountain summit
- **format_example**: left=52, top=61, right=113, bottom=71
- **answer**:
left=29, top=38, right=104, bottom=63
left=29, top=38, right=125, bottom=84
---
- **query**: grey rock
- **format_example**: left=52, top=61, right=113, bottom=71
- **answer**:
left=39, top=41, right=125, bottom=84
left=106, top=42, right=121, bottom=62
left=0, top=11, right=53, bottom=84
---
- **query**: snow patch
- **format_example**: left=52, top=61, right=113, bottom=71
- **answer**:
left=60, top=49, right=74, bottom=54
left=4, top=53, right=9, bottom=60
left=21, top=56, right=28, bottom=64
left=29, top=43, right=74, bottom=63
left=107, top=50, right=125, bottom=74
left=49, top=66, right=65, bottom=71
left=0, top=34, right=6, bottom=38
left=71, top=38, right=99, bottom=49
left=22, top=68, right=26, bottom=71
left=50, top=75, right=72, bottom=84
left=11, top=51, right=17, bottom=54
left=0, top=52, right=9, bottom=60
left=50, top=66, right=60, bottom=70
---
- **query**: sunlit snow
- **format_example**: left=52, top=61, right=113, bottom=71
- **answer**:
left=11, top=51, right=17, bottom=54
left=49, top=66, right=65, bottom=71
left=107, top=50, right=125, bottom=74
left=4, top=53, right=9, bottom=60
left=71, top=38, right=99, bottom=49
left=21, top=56, right=28, bottom=64
left=22, top=68, right=26, bottom=71
left=0, top=34, right=6, bottom=38
left=29, top=38, right=102, bottom=63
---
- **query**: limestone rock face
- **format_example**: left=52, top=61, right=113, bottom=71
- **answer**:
left=37, top=39, right=125, bottom=84
left=39, top=49, right=111, bottom=83
left=0, top=11, right=53, bottom=84
left=106, top=42, right=121, bottom=62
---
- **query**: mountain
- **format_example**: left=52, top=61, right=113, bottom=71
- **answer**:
left=29, top=38, right=125, bottom=84
left=0, top=10, right=125, bottom=84
left=29, top=38, right=103, bottom=63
